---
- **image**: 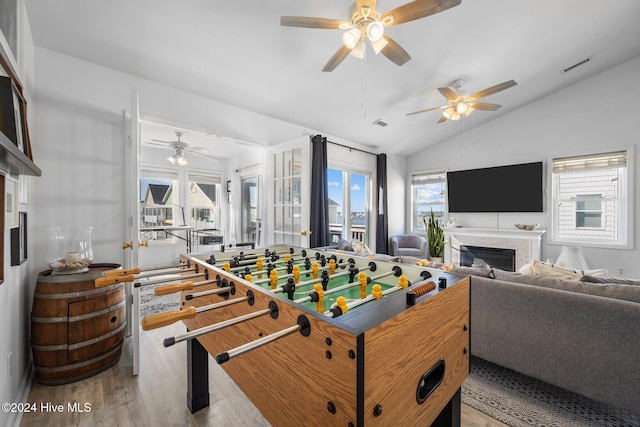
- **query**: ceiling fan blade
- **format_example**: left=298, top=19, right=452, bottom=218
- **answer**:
left=379, top=35, right=411, bottom=66
left=437, top=115, right=449, bottom=124
left=322, top=45, right=352, bottom=72
left=438, top=87, right=458, bottom=101
left=470, top=80, right=517, bottom=100
left=190, top=151, right=219, bottom=163
left=469, top=102, right=502, bottom=111
left=381, top=0, right=461, bottom=27
left=186, top=146, right=210, bottom=152
left=280, top=16, right=348, bottom=29
left=406, top=105, right=447, bottom=116
left=151, top=139, right=171, bottom=144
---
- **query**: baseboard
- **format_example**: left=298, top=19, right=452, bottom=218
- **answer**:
left=10, top=360, right=34, bottom=427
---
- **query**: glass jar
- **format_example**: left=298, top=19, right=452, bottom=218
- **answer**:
left=47, top=226, right=93, bottom=274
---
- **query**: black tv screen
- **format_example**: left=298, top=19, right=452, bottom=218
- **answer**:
left=447, top=162, right=543, bottom=213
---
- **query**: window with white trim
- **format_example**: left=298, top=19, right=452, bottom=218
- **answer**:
left=411, top=172, right=446, bottom=233
left=139, top=169, right=178, bottom=242
left=188, top=173, right=221, bottom=230
left=551, top=149, right=633, bottom=247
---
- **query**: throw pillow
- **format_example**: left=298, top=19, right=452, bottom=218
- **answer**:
left=337, top=238, right=353, bottom=252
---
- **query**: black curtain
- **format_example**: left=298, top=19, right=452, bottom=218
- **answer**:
left=310, top=135, right=329, bottom=248
left=376, top=153, right=389, bottom=254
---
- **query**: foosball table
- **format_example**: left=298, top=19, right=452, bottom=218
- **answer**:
left=136, top=245, right=470, bottom=426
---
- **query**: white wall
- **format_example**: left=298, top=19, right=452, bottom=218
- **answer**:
left=407, top=55, right=640, bottom=277
left=0, top=4, right=37, bottom=426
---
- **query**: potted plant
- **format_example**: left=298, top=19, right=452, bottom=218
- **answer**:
left=425, top=209, right=445, bottom=262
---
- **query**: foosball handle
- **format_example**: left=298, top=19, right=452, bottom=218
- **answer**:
left=104, top=267, right=141, bottom=277
left=95, top=274, right=135, bottom=288
left=154, top=281, right=194, bottom=296
left=141, top=306, right=197, bottom=331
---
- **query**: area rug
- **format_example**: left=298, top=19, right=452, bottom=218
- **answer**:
left=138, top=276, right=181, bottom=319
left=462, top=356, right=640, bottom=426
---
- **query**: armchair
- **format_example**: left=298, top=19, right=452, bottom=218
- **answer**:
left=389, top=235, right=428, bottom=258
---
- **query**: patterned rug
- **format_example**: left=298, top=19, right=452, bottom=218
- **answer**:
left=138, top=276, right=181, bottom=320
left=462, top=357, right=640, bottom=426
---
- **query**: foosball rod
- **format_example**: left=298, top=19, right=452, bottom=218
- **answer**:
left=154, top=278, right=221, bottom=296
left=95, top=274, right=136, bottom=288
left=324, top=276, right=433, bottom=317
left=208, top=247, right=298, bottom=264
left=216, top=315, right=310, bottom=365
left=223, top=254, right=309, bottom=273
left=163, top=300, right=278, bottom=347
left=135, top=266, right=197, bottom=280
left=271, top=264, right=371, bottom=294
left=295, top=267, right=401, bottom=304
left=105, top=263, right=187, bottom=278
left=142, top=293, right=251, bottom=331
left=134, top=270, right=206, bottom=288
left=184, top=284, right=234, bottom=300
left=252, top=260, right=353, bottom=288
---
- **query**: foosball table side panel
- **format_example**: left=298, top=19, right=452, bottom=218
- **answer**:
left=363, top=277, right=470, bottom=426
left=181, top=258, right=362, bottom=426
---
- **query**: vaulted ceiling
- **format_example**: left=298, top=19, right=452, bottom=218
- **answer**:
left=24, top=1, right=640, bottom=157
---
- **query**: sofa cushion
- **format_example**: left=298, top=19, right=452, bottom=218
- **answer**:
left=493, top=269, right=640, bottom=303
left=451, top=265, right=495, bottom=278
left=580, top=275, right=640, bottom=286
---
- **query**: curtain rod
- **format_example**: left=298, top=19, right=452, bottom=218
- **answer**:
left=328, top=140, right=378, bottom=157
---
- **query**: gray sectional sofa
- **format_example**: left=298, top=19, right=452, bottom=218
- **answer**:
left=458, top=266, right=640, bottom=414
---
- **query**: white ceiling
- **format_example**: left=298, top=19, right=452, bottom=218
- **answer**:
left=24, top=1, right=640, bottom=158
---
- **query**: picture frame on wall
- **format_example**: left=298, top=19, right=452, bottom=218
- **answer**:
left=11, top=211, right=27, bottom=266
left=5, top=176, right=18, bottom=228
left=0, top=75, right=30, bottom=158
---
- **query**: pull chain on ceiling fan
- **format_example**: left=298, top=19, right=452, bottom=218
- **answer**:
left=281, top=0, right=462, bottom=71
left=406, top=79, right=518, bottom=123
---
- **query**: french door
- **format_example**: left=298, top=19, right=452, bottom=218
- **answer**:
left=271, top=141, right=310, bottom=247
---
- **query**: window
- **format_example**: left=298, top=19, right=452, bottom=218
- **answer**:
left=575, top=194, right=602, bottom=228
left=411, top=172, right=446, bottom=233
left=551, top=149, right=633, bottom=248
left=189, top=173, right=221, bottom=230
left=327, top=168, right=370, bottom=245
left=139, top=170, right=178, bottom=242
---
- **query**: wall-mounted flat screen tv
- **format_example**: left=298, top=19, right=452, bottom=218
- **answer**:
left=447, top=161, right=543, bottom=212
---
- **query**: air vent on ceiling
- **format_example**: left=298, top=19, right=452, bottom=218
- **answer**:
left=372, top=119, right=389, bottom=127
left=562, top=56, right=592, bottom=74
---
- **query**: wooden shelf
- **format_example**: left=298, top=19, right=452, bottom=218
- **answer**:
left=0, top=131, right=40, bottom=176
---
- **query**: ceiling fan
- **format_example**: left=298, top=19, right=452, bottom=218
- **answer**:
left=281, top=0, right=462, bottom=71
left=407, top=79, right=518, bottom=123
left=143, top=132, right=218, bottom=166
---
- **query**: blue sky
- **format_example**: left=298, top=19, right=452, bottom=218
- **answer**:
left=328, top=169, right=366, bottom=213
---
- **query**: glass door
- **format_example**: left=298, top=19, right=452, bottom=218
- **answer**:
left=273, top=145, right=309, bottom=247
left=241, top=176, right=260, bottom=245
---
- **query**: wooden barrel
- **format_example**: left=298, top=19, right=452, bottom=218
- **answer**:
left=31, top=263, right=126, bottom=385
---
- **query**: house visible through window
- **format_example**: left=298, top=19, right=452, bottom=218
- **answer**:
left=189, top=173, right=220, bottom=230
left=140, top=170, right=178, bottom=242
left=411, top=172, right=446, bottom=233
left=551, top=149, right=632, bottom=248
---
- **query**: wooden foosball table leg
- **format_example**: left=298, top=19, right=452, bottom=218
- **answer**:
left=187, top=336, right=209, bottom=413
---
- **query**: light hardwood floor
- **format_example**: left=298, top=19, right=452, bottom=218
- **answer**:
left=22, top=323, right=507, bottom=427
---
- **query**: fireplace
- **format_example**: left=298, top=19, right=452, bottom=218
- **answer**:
left=460, top=245, right=516, bottom=272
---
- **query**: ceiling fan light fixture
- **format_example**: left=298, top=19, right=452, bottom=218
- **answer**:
left=366, top=21, right=384, bottom=42
left=456, top=102, right=468, bottom=114
left=443, top=107, right=454, bottom=119
left=176, top=155, right=188, bottom=166
left=342, top=28, right=361, bottom=49
left=350, top=39, right=366, bottom=59
left=166, top=154, right=177, bottom=165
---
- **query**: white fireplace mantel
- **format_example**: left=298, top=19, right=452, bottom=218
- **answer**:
left=443, top=227, right=546, bottom=271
